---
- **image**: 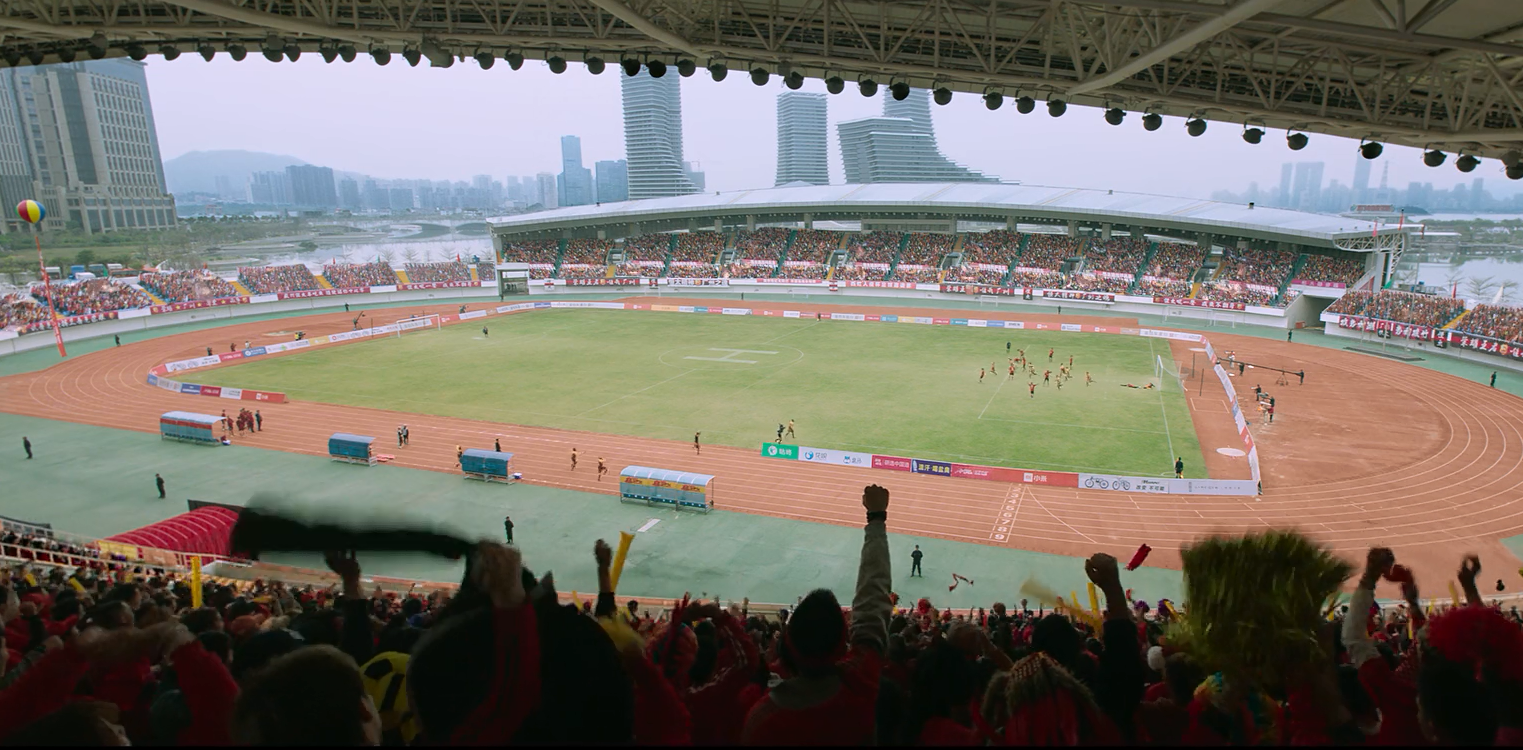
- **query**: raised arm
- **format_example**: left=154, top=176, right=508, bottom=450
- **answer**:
left=850, top=484, right=892, bottom=654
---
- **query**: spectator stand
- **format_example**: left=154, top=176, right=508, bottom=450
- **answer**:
left=461, top=449, right=516, bottom=483
left=618, top=465, right=714, bottom=513
left=159, top=411, right=222, bottom=445
left=328, top=433, right=377, bottom=466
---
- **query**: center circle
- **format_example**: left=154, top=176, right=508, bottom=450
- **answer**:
left=657, top=344, right=806, bottom=371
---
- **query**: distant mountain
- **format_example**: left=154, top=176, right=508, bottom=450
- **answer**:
left=164, top=150, right=310, bottom=196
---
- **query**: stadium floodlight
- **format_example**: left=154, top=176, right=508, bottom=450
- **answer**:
left=1104, top=107, right=1125, bottom=125
left=1287, top=131, right=1309, bottom=150
left=647, top=60, right=667, bottom=78
left=87, top=33, right=108, bottom=60
left=1016, top=96, right=1035, bottom=114
left=1457, top=154, right=1480, bottom=173
left=1508, top=163, right=1523, bottom=181
left=1242, top=126, right=1263, bottom=144
left=403, top=48, right=421, bottom=67
left=26, top=48, right=44, bottom=65
left=200, top=44, right=218, bottom=61
left=228, top=44, right=248, bottom=62
left=983, top=91, right=1002, bottom=110
left=622, top=58, right=641, bottom=77
left=1423, top=149, right=1446, bottom=167
left=371, top=47, right=391, bottom=66
left=585, top=56, right=605, bottom=75
left=474, top=51, right=493, bottom=69
left=750, top=67, right=769, bottom=85
left=933, top=87, right=953, bottom=106
left=785, top=72, right=804, bottom=90
left=1047, top=99, right=1066, bottom=117
left=890, top=81, right=911, bottom=100
left=1359, top=139, right=1383, bottom=159
left=825, top=76, right=844, bottom=94
left=56, top=47, right=76, bottom=63
left=3, top=50, right=20, bottom=67
left=504, top=51, right=523, bottom=70
left=547, top=56, right=567, bottom=74
left=708, top=61, right=726, bottom=81
left=1142, top=112, right=1162, bottom=131
left=320, top=46, right=338, bottom=64
left=126, top=43, right=148, bottom=61
left=420, top=39, right=452, bottom=67
left=160, top=44, right=181, bottom=61
left=1505, top=150, right=1523, bottom=168
left=262, top=41, right=284, bottom=62
left=284, top=44, right=301, bottom=62
left=339, top=45, right=356, bottom=62
left=859, top=79, right=878, bottom=97
left=1186, top=117, right=1207, bottom=137
left=677, top=59, right=696, bottom=77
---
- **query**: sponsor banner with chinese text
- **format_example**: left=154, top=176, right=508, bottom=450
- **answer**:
left=165, top=355, right=221, bottom=373
left=563, top=277, right=644, bottom=287
left=1291, top=279, right=1346, bottom=288
left=797, top=446, right=872, bottom=468
left=666, top=278, right=729, bottom=287
left=830, top=313, right=865, bottom=321
left=721, top=308, right=750, bottom=315
left=759, top=443, right=799, bottom=460
left=650, top=305, right=682, bottom=312
left=1449, top=331, right=1523, bottom=359
left=1079, top=474, right=1171, bottom=493
left=1138, top=328, right=1203, bottom=342
left=1043, top=290, right=1115, bottom=303
left=149, top=297, right=249, bottom=314
left=21, top=311, right=119, bottom=334
left=911, top=458, right=953, bottom=477
left=843, top=280, right=916, bottom=288
left=1060, top=323, right=1082, bottom=332
left=939, top=283, right=1015, bottom=296
left=397, top=281, right=478, bottom=290
left=1336, top=315, right=1438, bottom=341
left=1153, top=296, right=1245, bottom=311
left=872, top=455, right=914, bottom=472
left=547, top=301, right=626, bottom=309
left=458, top=310, right=488, bottom=320
left=276, top=287, right=369, bottom=300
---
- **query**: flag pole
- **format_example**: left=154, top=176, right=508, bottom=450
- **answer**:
left=18, top=200, right=65, bottom=357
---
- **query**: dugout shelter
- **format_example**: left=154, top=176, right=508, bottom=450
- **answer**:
left=618, top=466, right=714, bottom=513
left=159, top=411, right=221, bottom=445
left=328, top=433, right=377, bottom=466
left=461, top=449, right=515, bottom=483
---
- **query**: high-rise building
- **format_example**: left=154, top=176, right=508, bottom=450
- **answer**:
left=776, top=92, right=828, bottom=186
left=1277, top=163, right=1294, bottom=208
left=338, top=178, right=360, bottom=209
left=595, top=159, right=628, bottom=203
left=1352, top=156, right=1371, bottom=204
left=559, top=135, right=594, bottom=207
left=285, top=165, right=337, bottom=208
left=836, top=88, right=995, bottom=184
left=388, top=188, right=413, bottom=211
left=620, top=70, right=697, bottom=199
left=247, top=171, right=290, bottom=205
left=535, top=172, right=558, bottom=208
left=1290, top=162, right=1324, bottom=212
left=683, top=161, right=706, bottom=192
left=0, top=59, right=176, bottom=234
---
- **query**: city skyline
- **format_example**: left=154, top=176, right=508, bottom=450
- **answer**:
left=775, top=92, right=828, bottom=186
left=837, top=88, right=996, bottom=184
left=143, top=58, right=1523, bottom=210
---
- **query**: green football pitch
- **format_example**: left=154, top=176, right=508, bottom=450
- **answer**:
left=196, top=309, right=1206, bottom=477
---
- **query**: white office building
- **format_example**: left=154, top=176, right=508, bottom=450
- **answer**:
left=775, top=92, right=828, bottom=186
left=620, top=70, right=698, bottom=200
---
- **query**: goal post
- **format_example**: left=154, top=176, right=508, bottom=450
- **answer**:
left=394, top=313, right=441, bottom=337
left=1155, top=354, right=1186, bottom=392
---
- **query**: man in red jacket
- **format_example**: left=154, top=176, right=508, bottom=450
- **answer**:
left=741, top=484, right=892, bottom=745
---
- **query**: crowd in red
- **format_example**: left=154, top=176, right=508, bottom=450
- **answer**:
left=1197, top=282, right=1279, bottom=307
left=1065, top=273, right=1133, bottom=294
left=1221, top=247, right=1298, bottom=288
left=1, top=493, right=1518, bottom=748
left=734, top=228, right=790, bottom=262
left=0, top=292, right=49, bottom=328
left=789, top=230, right=841, bottom=263
left=1022, top=235, right=1084, bottom=271
left=671, top=233, right=724, bottom=264
left=556, top=265, right=606, bottom=279
left=1330, top=289, right=1468, bottom=328
left=1146, top=243, right=1204, bottom=284
left=667, top=263, right=721, bottom=278
left=892, top=266, right=942, bottom=284
left=900, top=233, right=954, bottom=266
left=499, top=240, right=559, bottom=264
left=959, top=230, right=1023, bottom=265
left=1010, top=269, right=1066, bottom=288
left=1457, top=303, right=1523, bottom=345
left=622, top=235, right=671, bottom=263
left=238, top=266, right=321, bottom=295
left=1135, top=277, right=1193, bottom=297
left=1297, top=254, right=1367, bottom=286
left=777, top=263, right=826, bottom=280
left=139, top=272, right=241, bottom=303
left=1083, top=238, right=1148, bottom=276
left=831, top=264, right=881, bottom=281
left=30, top=279, right=152, bottom=315
left=618, top=262, right=664, bottom=278
left=946, top=265, right=1008, bottom=285
left=562, top=239, right=613, bottom=266
left=848, top=232, right=902, bottom=265
left=322, top=263, right=398, bottom=289
left=475, top=263, right=496, bottom=282
left=403, top=262, right=471, bottom=284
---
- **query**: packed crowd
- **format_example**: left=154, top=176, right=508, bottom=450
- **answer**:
left=528, top=265, right=556, bottom=280
left=892, top=266, right=942, bottom=284
left=475, top=263, right=496, bottom=282
left=1330, top=289, right=1468, bottom=328
left=555, top=265, right=606, bottom=279
left=1135, top=276, right=1193, bottom=298
left=1083, top=238, right=1149, bottom=276
left=238, top=266, right=321, bottom=295
left=3, top=490, right=1519, bottom=748
left=617, top=262, right=664, bottom=279
left=831, top=264, right=885, bottom=281
left=734, top=228, right=790, bottom=262
left=499, top=240, right=559, bottom=264
left=562, top=239, right=613, bottom=266
left=1010, top=268, right=1066, bottom=289
left=671, top=233, right=725, bottom=264
left=1457, top=303, right=1523, bottom=345
left=1063, top=273, right=1133, bottom=294
left=0, top=292, right=49, bottom=328
left=1297, top=254, right=1366, bottom=286
left=1022, top=235, right=1084, bottom=271
left=731, top=260, right=777, bottom=278
left=1147, top=243, right=1204, bottom=282
left=139, top=272, right=241, bottom=303
left=322, top=263, right=398, bottom=289
left=900, top=233, right=954, bottom=267
left=622, top=235, right=671, bottom=263
left=777, top=263, right=827, bottom=280
left=1220, top=247, right=1298, bottom=288
left=1198, top=282, right=1279, bottom=307
left=667, top=262, right=721, bottom=278
left=402, top=261, right=471, bottom=284
left=30, top=279, right=153, bottom=315
left=847, top=232, right=902, bottom=265
left=946, top=264, right=1008, bottom=285
left=960, top=230, right=1023, bottom=266
left=789, top=230, right=841, bottom=263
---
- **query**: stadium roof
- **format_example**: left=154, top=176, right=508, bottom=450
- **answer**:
left=488, top=182, right=1401, bottom=249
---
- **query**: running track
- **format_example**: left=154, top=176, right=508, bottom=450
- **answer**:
left=2, top=297, right=1520, bottom=592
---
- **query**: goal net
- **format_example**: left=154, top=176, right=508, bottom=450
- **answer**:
left=1155, top=354, right=1186, bottom=392
left=394, top=313, right=441, bottom=337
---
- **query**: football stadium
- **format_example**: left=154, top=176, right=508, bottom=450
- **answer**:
left=4, top=0, right=1523, bottom=742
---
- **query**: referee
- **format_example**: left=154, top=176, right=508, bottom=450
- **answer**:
left=1174, top=457, right=1184, bottom=479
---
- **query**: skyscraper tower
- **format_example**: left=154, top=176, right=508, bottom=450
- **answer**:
left=836, top=88, right=996, bottom=183
left=620, top=70, right=697, bottom=200
left=775, top=92, right=828, bottom=186
left=1352, top=155, right=1371, bottom=204
left=558, top=135, right=594, bottom=207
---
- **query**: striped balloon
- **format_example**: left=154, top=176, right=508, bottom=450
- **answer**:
left=16, top=200, right=44, bottom=224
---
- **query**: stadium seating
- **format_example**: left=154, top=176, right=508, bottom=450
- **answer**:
left=499, top=239, right=559, bottom=264
left=1219, top=246, right=1298, bottom=288
left=238, top=265, right=322, bottom=294
left=899, top=233, right=954, bottom=267
left=847, top=231, right=902, bottom=265
left=140, top=271, right=242, bottom=302
left=777, top=263, right=827, bottom=280
left=1330, top=289, right=1467, bottom=328
left=30, top=278, right=153, bottom=314
left=1135, top=276, right=1192, bottom=297
left=833, top=264, right=888, bottom=281
left=617, top=262, right=663, bottom=278
left=1082, top=238, right=1148, bottom=276
left=789, top=229, right=841, bottom=263
left=946, top=264, right=1007, bottom=285
left=1145, top=242, right=1204, bottom=285
left=1021, top=234, right=1083, bottom=271
left=556, top=264, right=606, bottom=279
left=0, top=291, right=49, bottom=328
left=322, top=262, right=399, bottom=288
left=734, top=227, right=790, bottom=262
left=667, top=262, right=721, bottom=278
left=475, top=262, right=497, bottom=282
left=1009, top=268, right=1065, bottom=288
left=1458, top=303, right=1523, bottom=344
left=1063, top=272, right=1133, bottom=294
left=892, top=265, right=941, bottom=284
left=622, top=234, right=671, bottom=263
left=107, top=506, right=242, bottom=559
left=670, top=232, right=724, bottom=263
left=403, top=261, right=471, bottom=283
left=1197, top=282, right=1278, bottom=307
left=562, top=239, right=613, bottom=266
left=960, top=230, right=1023, bottom=265
left=1297, top=253, right=1366, bottom=286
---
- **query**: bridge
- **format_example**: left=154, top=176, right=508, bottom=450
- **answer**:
left=0, top=0, right=1520, bottom=165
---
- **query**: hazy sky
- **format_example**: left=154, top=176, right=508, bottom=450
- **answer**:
left=145, top=57, right=1518, bottom=201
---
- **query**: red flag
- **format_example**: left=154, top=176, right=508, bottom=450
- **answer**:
left=1126, top=544, right=1152, bottom=571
